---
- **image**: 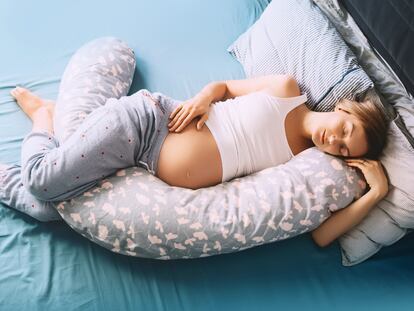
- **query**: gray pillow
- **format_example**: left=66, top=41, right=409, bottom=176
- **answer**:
left=55, top=147, right=367, bottom=259
left=47, top=36, right=367, bottom=259
left=314, top=0, right=414, bottom=266
left=54, top=36, right=136, bottom=143
left=227, top=0, right=373, bottom=112
left=338, top=123, right=414, bottom=266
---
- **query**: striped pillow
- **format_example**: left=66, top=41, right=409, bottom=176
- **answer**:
left=227, top=0, right=373, bottom=112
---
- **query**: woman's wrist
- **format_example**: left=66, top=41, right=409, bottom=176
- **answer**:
left=32, top=107, right=54, bottom=135
left=197, top=81, right=226, bottom=104
left=367, top=186, right=387, bottom=203
left=195, top=88, right=213, bottom=103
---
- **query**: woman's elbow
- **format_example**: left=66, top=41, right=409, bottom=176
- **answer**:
left=311, top=231, right=330, bottom=248
left=29, top=205, right=61, bottom=222
left=270, top=75, right=301, bottom=98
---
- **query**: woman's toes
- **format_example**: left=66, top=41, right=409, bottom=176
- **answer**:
left=10, top=86, right=27, bottom=99
left=11, top=87, right=41, bottom=104
left=15, top=87, right=29, bottom=97
left=10, top=87, right=47, bottom=119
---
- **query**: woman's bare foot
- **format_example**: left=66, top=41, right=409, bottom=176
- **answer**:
left=10, top=87, right=55, bottom=120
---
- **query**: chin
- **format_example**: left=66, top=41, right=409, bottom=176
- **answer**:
left=311, top=133, right=320, bottom=148
left=317, top=147, right=333, bottom=156
left=316, top=146, right=327, bottom=154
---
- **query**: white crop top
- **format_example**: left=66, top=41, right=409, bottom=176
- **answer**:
left=204, top=91, right=308, bottom=182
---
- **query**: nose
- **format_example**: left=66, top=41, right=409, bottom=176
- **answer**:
left=327, top=135, right=342, bottom=145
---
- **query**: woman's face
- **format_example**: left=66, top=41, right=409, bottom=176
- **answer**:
left=313, top=107, right=368, bottom=158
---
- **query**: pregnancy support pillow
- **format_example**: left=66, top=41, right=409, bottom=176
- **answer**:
left=56, top=148, right=366, bottom=259
left=50, top=37, right=366, bottom=259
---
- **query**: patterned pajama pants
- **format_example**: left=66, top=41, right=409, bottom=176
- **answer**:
left=0, top=38, right=180, bottom=221
left=0, top=90, right=178, bottom=221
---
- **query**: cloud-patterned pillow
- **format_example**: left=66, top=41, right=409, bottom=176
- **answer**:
left=55, top=147, right=366, bottom=259
left=50, top=36, right=366, bottom=259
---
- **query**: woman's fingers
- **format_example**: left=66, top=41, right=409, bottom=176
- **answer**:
left=346, top=159, right=376, bottom=177
left=346, top=158, right=388, bottom=198
left=169, top=111, right=185, bottom=131
left=175, top=113, right=193, bottom=132
left=197, top=113, right=208, bottom=130
left=168, top=105, right=184, bottom=126
left=169, top=104, right=183, bottom=120
left=345, top=161, right=368, bottom=173
left=346, top=158, right=377, bottom=167
left=169, top=113, right=185, bottom=131
left=346, top=158, right=366, bottom=162
left=169, top=110, right=191, bottom=132
left=169, top=106, right=186, bottom=129
left=345, top=161, right=363, bottom=168
left=346, top=158, right=367, bottom=164
left=168, top=100, right=209, bottom=132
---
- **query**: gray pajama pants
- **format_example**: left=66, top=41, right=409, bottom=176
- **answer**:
left=0, top=90, right=179, bottom=221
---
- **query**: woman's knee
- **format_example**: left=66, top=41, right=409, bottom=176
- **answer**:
left=29, top=202, right=61, bottom=222
left=21, top=167, right=61, bottom=201
left=23, top=181, right=56, bottom=201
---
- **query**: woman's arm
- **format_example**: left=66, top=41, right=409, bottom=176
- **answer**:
left=168, top=74, right=299, bottom=132
left=311, top=158, right=389, bottom=247
left=198, top=74, right=299, bottom=103
left=311, top=189, right=383, bottom=247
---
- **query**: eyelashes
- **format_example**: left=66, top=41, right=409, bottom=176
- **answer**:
left=343, top=123, right=351, bottom=138
left=342, top=125, right=350, bottom=156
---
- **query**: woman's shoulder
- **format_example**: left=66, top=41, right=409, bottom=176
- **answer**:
left=262, top=75, right=301, bottom=99
left=260, top=88, right=307, bottom=104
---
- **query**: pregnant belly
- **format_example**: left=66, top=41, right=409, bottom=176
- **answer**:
left=156, top=119, right=223, bottom=189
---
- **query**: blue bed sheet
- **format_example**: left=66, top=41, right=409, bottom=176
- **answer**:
left=1, top=1, right=413, bottom=310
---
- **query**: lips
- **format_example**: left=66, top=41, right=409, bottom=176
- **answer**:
left=321, top=129, right=325, bottom=145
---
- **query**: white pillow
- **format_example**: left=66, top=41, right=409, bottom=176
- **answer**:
left=314, top=0, right=414, bottom=266
left=227, top=0, right=373, bottom=112
left=339, top=122, right=414, bottom=266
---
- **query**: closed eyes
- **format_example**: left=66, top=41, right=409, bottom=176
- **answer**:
left=341, top=122, right=352, bottom=156
left=345, top=122, right=354, bottom=138
left=343, top=124, right=350, bottom=138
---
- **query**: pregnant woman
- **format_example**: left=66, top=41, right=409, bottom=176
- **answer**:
left=1, top=50, right=389, bottom=247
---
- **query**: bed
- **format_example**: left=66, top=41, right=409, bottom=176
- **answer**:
left=1, top=0, right=413, bottom=310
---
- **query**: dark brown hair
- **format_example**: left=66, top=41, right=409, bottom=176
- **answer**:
left=335, top=88, right=390, bottom=159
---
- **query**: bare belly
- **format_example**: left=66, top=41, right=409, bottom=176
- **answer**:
left=156, top=119, right=223, bottom=189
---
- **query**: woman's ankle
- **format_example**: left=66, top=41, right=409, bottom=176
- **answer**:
left=32, top=107, right=54, bottom=135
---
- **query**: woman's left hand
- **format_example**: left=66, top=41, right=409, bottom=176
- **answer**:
left=345, top=158, right=389, bottom=200
left=168, top=95, right=211, bottom=132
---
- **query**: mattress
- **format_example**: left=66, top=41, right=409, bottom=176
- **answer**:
left=1, top=1, right=414, bottom=310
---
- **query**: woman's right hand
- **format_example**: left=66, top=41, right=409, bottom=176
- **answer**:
left=168, top=95, right=212, bottom=133
left=345, top=158, right=389, bottom=200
